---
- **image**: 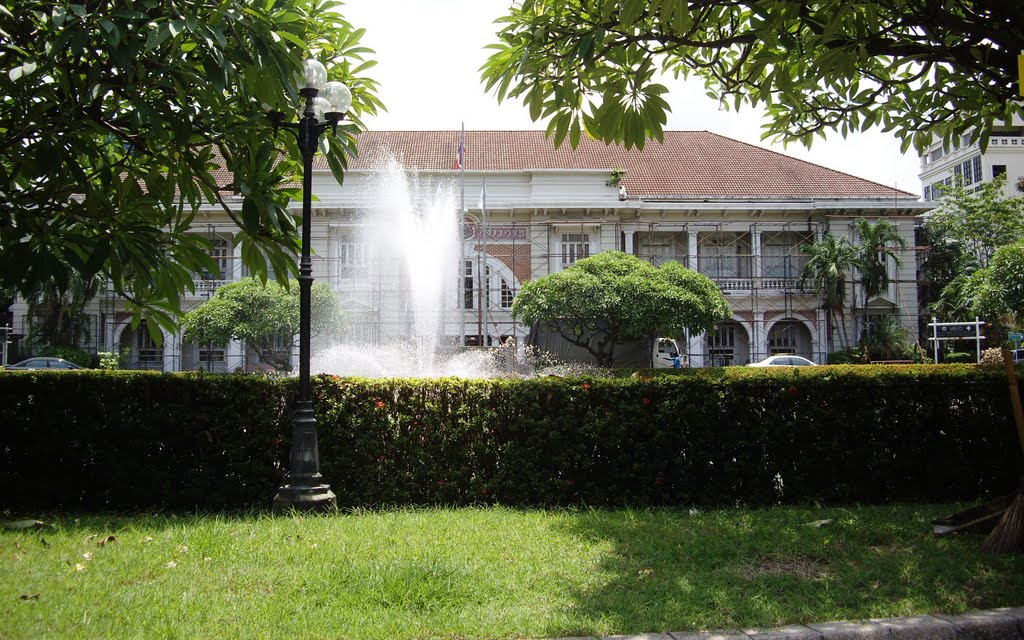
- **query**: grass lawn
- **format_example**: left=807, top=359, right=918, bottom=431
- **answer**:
left=2, top=504, right=1022, bottom=639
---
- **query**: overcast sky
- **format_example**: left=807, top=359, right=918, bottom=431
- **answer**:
left=341, top=0, right=923, bottom=196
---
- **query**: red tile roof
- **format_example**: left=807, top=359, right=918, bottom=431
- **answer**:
left=323, top=130, right=915, bottom=200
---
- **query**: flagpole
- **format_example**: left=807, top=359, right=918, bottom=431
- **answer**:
left=458, top=124, right=466, bottom=349
left=482, top=175, right=489, bottom=345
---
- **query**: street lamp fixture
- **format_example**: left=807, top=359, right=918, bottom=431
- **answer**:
left=270, top=59, right=352, bottom=514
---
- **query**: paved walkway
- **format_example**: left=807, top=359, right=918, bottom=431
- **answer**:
left=553, top=607, right=1024, bottom=640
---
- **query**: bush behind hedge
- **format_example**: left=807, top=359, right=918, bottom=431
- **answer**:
left=0, top=365, right=1020, bottom=511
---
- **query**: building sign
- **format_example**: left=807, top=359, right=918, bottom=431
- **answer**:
left=936, top=324, right=978, bottom=338
left=464, top=225, right=527, bottom=241
left=927, top=317, right=986, bottom=364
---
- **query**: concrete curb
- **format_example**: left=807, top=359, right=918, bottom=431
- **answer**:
left=551, top=607, right=1024, bottom=640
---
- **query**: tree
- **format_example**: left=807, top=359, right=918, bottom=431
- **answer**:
left=511, top=251, right=729, bottom=367
left=926, top=175, right=1024, bottom=268
left=799, top=233, right=856, bottom=349
left=852, top=218, right=906, bottom=324
left=180, top=277, right=344, bottom=371
left=25, top=272, right=103, bottom=349
left=950, top=241, right=1024, bottom=341
left=989, top=242, right=1024, bottom=320
left=0, top=0, right=382, bottom=340
left=481, top=1, right=1023, bottom=153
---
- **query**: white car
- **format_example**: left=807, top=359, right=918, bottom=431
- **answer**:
left=747, top=355, right=817, bottom=367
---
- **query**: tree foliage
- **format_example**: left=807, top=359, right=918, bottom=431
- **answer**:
left=799, top=232, right=855, bottom=347
left=853, top=218, right=906, bottom=308
left=481, top=0, right=1023, bottom=152
left=180, top=277, right=344, bottom=371
left=25, top=272, right=103, bottom=349
left=0, top=0, right=382, bottom=340
left=926, top=175, right=1024, bottom=269
left=511, top=251, right=729, bottom=366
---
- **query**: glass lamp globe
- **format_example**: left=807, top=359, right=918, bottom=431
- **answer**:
left=323, top=81, right=352, bottom=115
left=301, top=59, right=327, bottom=92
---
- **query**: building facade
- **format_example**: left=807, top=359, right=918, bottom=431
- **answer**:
left=7, top=131, right=928, bottom=370
left=919, top=114, right=1024, bottom=201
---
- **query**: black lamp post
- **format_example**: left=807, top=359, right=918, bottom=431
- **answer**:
left=270, top=59, right=351, bottom=514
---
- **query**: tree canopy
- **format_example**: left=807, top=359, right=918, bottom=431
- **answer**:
left=0, top=0, right=382, bottom=339
left=181, top=277, right=343, bottom=371
left=481, top=0, right=1023, bottom=152
left=926, top=175, right=1024, bottom=268
left=512, top=251, right=729, bottom=366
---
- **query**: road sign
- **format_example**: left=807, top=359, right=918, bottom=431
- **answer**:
left=1010, top=333, right=1024, bottom=342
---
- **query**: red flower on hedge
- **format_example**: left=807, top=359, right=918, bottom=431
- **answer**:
left=480, top=487, right=489, bottom=496
left=270, top=438, right=282, bottom=447
left=582, top=383, right=591, bottom=391
left=375, top=400, right=385, bottom=408
left=787, top=386, right=799, bottom=397
left=641, top=396, right=651, bottom=405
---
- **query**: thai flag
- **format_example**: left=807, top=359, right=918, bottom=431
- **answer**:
left=455, top=138, right=464, bottom=170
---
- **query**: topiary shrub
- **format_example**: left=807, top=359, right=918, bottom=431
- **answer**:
left=944, top=352, right=976, bottom=364
left=827, top=348, right=864, bottom=365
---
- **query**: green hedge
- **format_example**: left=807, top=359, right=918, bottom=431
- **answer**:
left=1, top=366, right=1021, bottom=511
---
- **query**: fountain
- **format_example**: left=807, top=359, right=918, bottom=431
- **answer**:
left=309, top=159, right=610, bottom=379
left=311, top=159, right=495, bottom=378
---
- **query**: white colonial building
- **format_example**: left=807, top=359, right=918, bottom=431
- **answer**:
left=7, top=130, right=929, bottom=370
left=919, top=114, right=1024, bottom=201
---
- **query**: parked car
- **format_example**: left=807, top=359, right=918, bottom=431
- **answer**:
left=747, top=355, right=817, bottom=367
left=4, top=357, right=82, bottom=370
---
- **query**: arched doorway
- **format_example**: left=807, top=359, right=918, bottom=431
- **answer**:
left=766, top=319, right=815, bottom=360
left=117, top=320, right=167, bottom=371
left=706, top=321, right=751, bottom=366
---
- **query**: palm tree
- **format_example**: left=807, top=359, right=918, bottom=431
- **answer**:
left=800, top=233, right=856, bottom=350
left=853, top=218, right=907, bottom=331
left=26, top=272, right=103, bottom=350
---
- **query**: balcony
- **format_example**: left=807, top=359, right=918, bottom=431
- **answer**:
left=190, top=277, right=231, bottom=298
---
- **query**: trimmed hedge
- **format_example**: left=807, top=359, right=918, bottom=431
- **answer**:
left=1, top=365, right=1021, bottom=511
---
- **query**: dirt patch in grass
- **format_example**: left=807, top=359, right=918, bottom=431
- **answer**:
left=740, top=555, right=830, bottom=581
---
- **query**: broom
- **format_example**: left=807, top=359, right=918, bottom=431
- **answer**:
left=980, top=347, right=1024, bottom=554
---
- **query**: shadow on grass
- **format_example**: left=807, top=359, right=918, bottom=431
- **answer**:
left=543, top=505, right=1024, bottom=638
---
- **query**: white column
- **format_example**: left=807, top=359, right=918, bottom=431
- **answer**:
left=624, top=228, right=635, bottom=255
left=228, top=339, right=244, bottom=373
left=232, top=239, right=243, bottom=281
left=688, top=332, right=704, bottom=368
left=688, top=231, right=698, bottom=271
left=163, top=331, right=178, bottom=373
left=751, top=228, right=762, bottom=284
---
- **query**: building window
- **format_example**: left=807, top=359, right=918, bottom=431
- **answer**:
left=136, top=323, right=162, bottom=363
left=560, top=233, right=590, bottom=266
left=500, top=279, right=514, bottom=309
left=464, top=260, right=474, bottom=310
left=923, top=185, right=931, bottom=201
left=953, top=164, right=962, bottom=182
left=962, top=159, right=974, bottom=185
left=994, top=165, right=1007, bottom=178
left=338, top=237, right=368, bottom=277
left=201, top=237, right=231, bottom=280
left=198, top=350, right=225, bottom=364
left=973, top=156, right=982, bottom=182
left=768, top=323, right=797, bottom=355
left=707, top=323, right=735, bottom=367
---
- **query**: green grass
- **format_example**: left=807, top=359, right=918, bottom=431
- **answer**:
left=2, top=505, right=1022, bottom=639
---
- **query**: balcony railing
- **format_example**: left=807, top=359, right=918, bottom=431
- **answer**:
left=191, top=277, right=231, bottom=297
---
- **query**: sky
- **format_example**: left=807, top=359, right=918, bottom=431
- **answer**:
left=340, top=0, right=923, bottom=197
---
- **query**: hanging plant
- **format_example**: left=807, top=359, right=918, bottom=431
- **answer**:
left=606, top=168, right=624, bottom=187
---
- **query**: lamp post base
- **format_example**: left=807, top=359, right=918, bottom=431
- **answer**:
left=272, top=484, right=337, bottom=515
